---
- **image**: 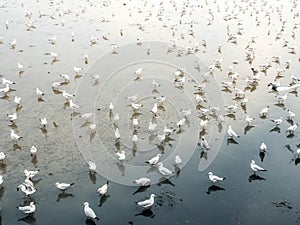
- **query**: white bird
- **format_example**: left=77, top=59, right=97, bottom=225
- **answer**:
left=208, top=172, right=226, bottom=183
left=7, top=112, right=17, bottom=122
left=152, top=80, right=160, bottom=89
left=40, top=118, right=47, bottom=127
left=2, top=78, right=15, bottom=85
left=24, top=178, right=34, bottom=189
left=17, top=202, right=36, bottom=215
left=90, top=36, right=98, bottom=45
left=227, top=125, right=239, bottom=138
left=133, top=178, right=151, bottom=186
left=74, top=66, right=82, bottom=75
left=0, top=84, right=10, bottom=94
left=245, top=115, right=255, bottom=125
left=30, top=145, right=37, bottom=156
left=24, top=169, right=39, bottom=179
left=88, top=160, right=96, bottom=172
left=131, top=102, right=143, bottom=110
left=250, top=160, right=267, bottom=174
left=50, top=52, right=58, bottom=61
left=176, top=118, right=186, bottom=129
left=163, top=126, right=175, bottom=135
left=132, top=134, right=138, bottom=143
left=174, top=155, right=182, bottom=165
left=271, top=117, right=283, bottom=126
left=0, top=175, right=3, bottom=185
left=136, top=194, right=156, bottom=208
left=200, top=137, right=210, bottom=150
left=260, top=142, right=267, bottom=152
left=55, top=182, right=75, bottom=192
left=148, top=121, right=157, bottom=133
left=286, top=123, right=299, bottom=134
left=52, top=82, right=61, bottom=90
left=14, top=96, right=21, bottom=105
left=114, top=128, right=121, bottom=140
left=268, top=83, right=300, bottom=92
left=48, top=36, right=56, bottom=44
left=62, top=90, right=75, bottom=100
left=97, top=181, right=109, bottom=195
left=17, top=184, right=36, bottom=196
left=69, top=100, right=79, bottom=109
left=109, top=102, right=114, bottom=111
left=259, top=106, right=269, bottom=117
left=10, top=38, right=16, bottom=48
left=10, top=129, right=22, bottom=141
left=157, top=162, right=173, bottom=177
left=157, top=133, right=166, bottom=142
left=0, top=152, right=5, bottom=163
left=134, top=68, right=143, bottom=80
left=132, top=118, right=139, bottom=127
left=275, top=94, right=288, bottom=103
left=36, top=88, right=45, bottom=98
left=84, top=54, right=88, bottom=64
left=116, top=150, right=126, bottom=161
left=60, top=74, right=71, bottom=82
left=150, top=103, right=158, bottom=115
left=81, top=113, right=93, bottom=121
left=287, top=109, right=296, bottom=120
left=83, top=202, right=99, bottom=221
left=146, top=154, right=161, bottom=165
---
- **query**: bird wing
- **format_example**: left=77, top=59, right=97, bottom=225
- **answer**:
left=85, top=206, right=97, bottom=219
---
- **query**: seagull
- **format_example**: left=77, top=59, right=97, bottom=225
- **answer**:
left=2, top=78, right=15, bottom=85
left=134, top=68, right=142, bottom=80
left=259, top=106, right=269, bottom=117
left=10, top=38, right=16, bottom=48
left=81, top=113, right=93, bottom=121
left=14, top=96, right=21, bottom=105
left=60, top=74, right=71, bottom=82
left=114, top=128, right=121, bottom=140
left=152, top=80, right=160, bottom=89
left=55, top=182, right=75, bottom=192
left=286, top=123, right=299, bottom=134
left=90, top=36, right=98, bottom=45
left=132, top=134, right=138, bottom=143
left=50, top=52, right=58, bottom=61
left=24, top=169, right=39, bottom=179
left=36, top=88, right=45, bottom=98
left=260, top=142, right=267, bottom=153
left=48, top=36, right=56, bottom=45
left=88, top=160, right=96, bottom=172
left=17, top=184, right=36, bottom=196
left=268, top=83, right=300, bottom=92
left=157, top=162, right=174, bottom=177
left=136, top=194, right=156, bottom=209
left=174, top=155, right=182, bottom=165
left=0, top=175, right=3, bottom=185
left=40, top=118, right=47, bottom=127
left=133, top=177, right=151, bottom=186
left=116, top=150, right=126, bottom=161
left=17, top=202, right=36, bottom=215
left=97, top=181, right=109, bottom=195
left=10, top=129, right=22, bottom=142
left=0, top=152, right=5, bottom=163
left=83, top=202, right=99, bottom=221
left=131, top=102, right=143, bottom=110
left=69, top=100, right=79, bottom=109
left=271, top=117, right=283, bottom=126
left=17, top=62, right=24, bottom=71
left=0, top=84, right=10, bottom=94
left=227, top=125, right=240, bottom=138
left=200, top=137, right=210, bottom=150
left=245, top=115, right=255, bottom=125
left=287, top=109, right=296, bottom=120
left=208, top=172, right=226, bottom=183
left=62, top=90, right=75, bottom=100
left=146, top=154, right=161, bottom=165
left=148, top=121, right=157, bottom=133
left=52, top=82, right=61, bottom=90
left=150, top=103, right=158, bottom=116
left=74, top=66, right=82, bottom=75
left=30, top=145, right=37, bottom=156
left=250, top=160, right=267, bottom=174
left=275, top=94, right=288, bottom=104
left=7, top=112, right=17, bottom=122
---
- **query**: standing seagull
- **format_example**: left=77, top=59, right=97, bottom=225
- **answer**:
left=17, top=202, right=36, bottom=215
left=227, top=125, right=240, bottom=138
left=136, top=194, right=156, bottom=209
left=97, top=181, right=109, bottom=196
left=208, top=172, right=226, bottom=183
left=250, top=160, right=267, bottom=174
left=55, top=182, right=75, bottom=192
left=83, top=202, right=99, bottom=221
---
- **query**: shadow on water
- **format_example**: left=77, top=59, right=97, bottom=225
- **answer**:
left=133, top=186, right=150, bottom=195
left=227, top=138, right=239, bottom=145
left=244, top=125, right=255, bottom=135
left=85, top=219, right=96, bottom=225
left=134, top=209, right=155, bottom=218
left=206, top=184, right=225, bottom=195
left=270, top=126, right=281, bottom=133
left=248, top=174, right=266, bottom=182
left=98, top=194, right=110, bottom=207
left=18, top=215, right=37, bottom=225
left=157, top=177, right=175, bottom=187
left=259, top=152, right=266, bottom=162
left=57, top=192, right=75, bottom=202
left=89, top=172, right=97, bottom=184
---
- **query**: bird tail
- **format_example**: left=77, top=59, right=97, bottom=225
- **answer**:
left=223, top=177, right=227, bottom=180
left=70, top=183, right=75, bottom=186
left=95, top=217, right=100, bottom=221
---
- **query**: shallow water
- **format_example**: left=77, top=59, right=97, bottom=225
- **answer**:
left=0, top=0, right=300, bottom=224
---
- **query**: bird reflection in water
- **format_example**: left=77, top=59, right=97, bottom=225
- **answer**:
left=98, top=194, right=110, bottom=207
left=57, top=192, right=74, bottom=202
left=133, top=186, right=150, bottom=195
left=18, top=215, right=37, bottom=225
left=248, top=174, right=266, bottom=182
left=85, top=218, right=97, bottom=225
left=134, top=209, right=155, bottom=219
left=206, top=185, right=225, bottom=195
